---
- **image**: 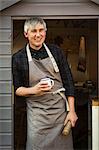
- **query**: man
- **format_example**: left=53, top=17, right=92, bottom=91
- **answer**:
left=12, top=17, right=78, bottom=150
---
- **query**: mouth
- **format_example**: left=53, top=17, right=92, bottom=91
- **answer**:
left=35, top=38, right=42, bottom=42
left=35, top=40, right=41, bottom=42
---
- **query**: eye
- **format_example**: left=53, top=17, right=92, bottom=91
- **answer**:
left=40, top=29, right=44, bottom=31
left=31, top=29, right=37, bottom=33
left=39, top=28, right=45, bottom=32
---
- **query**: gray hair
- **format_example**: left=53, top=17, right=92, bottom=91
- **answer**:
left=24, top=17, right=47, bottom=33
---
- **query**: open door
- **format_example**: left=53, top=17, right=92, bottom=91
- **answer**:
left=12, top=18, right=98, bottom=150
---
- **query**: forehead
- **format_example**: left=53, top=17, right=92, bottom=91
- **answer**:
left=29, top=23, right=45, bottom=30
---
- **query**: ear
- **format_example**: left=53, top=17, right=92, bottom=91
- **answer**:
left=24, top=32, right=28, bottom=38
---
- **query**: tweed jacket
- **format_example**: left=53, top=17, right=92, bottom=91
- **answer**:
left=12, top=44, right=75, bottom=97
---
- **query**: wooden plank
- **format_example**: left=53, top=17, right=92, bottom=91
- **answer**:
left=0, top=133, right=12, bottom=145
left=0, top=16, right=11, bottom=28
left=0, top=107, right=11, bottom=120
left=0, top=146, right=12, bottom=150
left=0, top=95, right=11, bottom=106
left=0, top=43, right=11, bottom=55
left=0, top=81, right=11, bottom=94
left=0, top=68, right=11, bottom=80
left=0, top=120, right=11, bottom=133
left=0, top=30, right=11, bottom=42
left=0, top=56, right=11, bottom=68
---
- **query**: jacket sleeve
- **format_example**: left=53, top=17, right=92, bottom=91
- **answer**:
left=12, top=48, right=30, bottom=106
left=12, top=54, right=24, bottom=91
left=12, top=49, right=29, bottom=93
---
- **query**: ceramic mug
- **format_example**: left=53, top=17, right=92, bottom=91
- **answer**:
left=40, top=78, right=54, bottom=87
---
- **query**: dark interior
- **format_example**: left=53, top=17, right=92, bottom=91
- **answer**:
left=13, top=19, right=98, bottom=150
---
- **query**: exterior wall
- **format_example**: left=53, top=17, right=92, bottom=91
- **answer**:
left=0, top=16, right=13, bottom=150
left=1, top=1, right=99, bottom=17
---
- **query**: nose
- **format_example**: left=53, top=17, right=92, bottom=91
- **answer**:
left=36, top=31, right=40, bottom=37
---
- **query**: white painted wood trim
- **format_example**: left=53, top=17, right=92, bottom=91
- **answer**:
left=12, top=16, right=99, bottom=20
left=92, top=100, right=99, bottom=150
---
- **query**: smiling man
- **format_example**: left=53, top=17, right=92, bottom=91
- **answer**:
left=24, top=19, right=46, bottom=50
left=12, top=17, right=78, bottom=150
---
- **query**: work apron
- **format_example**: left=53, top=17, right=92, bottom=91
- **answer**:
left=26, top=44, right=73, bottom=150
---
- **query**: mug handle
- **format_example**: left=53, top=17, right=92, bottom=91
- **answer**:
left=51, top=80, right=54, bottom=86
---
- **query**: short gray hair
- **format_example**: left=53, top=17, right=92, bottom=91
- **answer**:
left=24, top=17, right=47, bottom=33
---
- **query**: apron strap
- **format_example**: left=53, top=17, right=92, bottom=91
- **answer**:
left=26, top=44, right=33, bottom=62
left=26, top=43, right=59, bottom=74
left=43, top=43, right=59, bottom=73
left=59, top=92, right=69, bottom=111
left=53, top=88, right=70, bottom=111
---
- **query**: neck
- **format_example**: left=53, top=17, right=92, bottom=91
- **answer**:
left=29, top=43, right=43, bottom=50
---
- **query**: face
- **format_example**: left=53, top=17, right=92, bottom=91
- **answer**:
left=24, top=23, right=46, bottom=50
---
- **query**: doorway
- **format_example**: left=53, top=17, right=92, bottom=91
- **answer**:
left=13, top=18, right=98, bottom=150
